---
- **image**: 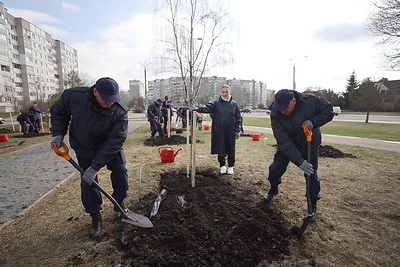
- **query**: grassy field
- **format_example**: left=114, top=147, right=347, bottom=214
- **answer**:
left=0, top=125, right=399, bottom=266
left=237, top=117, right=400, bottom=141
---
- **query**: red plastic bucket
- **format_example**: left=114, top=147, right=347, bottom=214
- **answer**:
left=0, top=134, right=9, bottom=142
left=158, top=146, right=182, bottom=163
left=203, top=125, right=211, bottom=131
left=252, top=133, right=262, bottom=141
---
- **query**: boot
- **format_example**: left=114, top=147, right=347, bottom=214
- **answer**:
left=114, top=200, right=130, bottom=213
left=89, top=212, right=102, bottom=239
left=263, top=186, right=279, bottom=203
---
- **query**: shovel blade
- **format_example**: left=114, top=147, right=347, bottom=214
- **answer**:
left=122, top=211, right=153, bottom=228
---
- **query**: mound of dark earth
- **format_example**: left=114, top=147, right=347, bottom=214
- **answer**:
left=0, top=128, right=16, bottom=134
left=117, top=168, right=291, bottom=266
left=319, top=145, right=356, bottom=158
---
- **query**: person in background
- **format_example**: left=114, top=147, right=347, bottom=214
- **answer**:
left=17, top=111, right=33, bottom=134
left=197, top=85, right=242, bottom=175
left=50, top=77, right=129, bottom=239
left=263, top=89, right=334, bottom=218
left=176, top=107, right=189, bottom=129
left=29, top=101, right=42, bottom=132
left=161, top=95, right=173, bottom=134
left=147, top=99, right=164, bottom=139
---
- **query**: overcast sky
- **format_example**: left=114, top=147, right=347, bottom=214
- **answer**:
left=2, top=0, right=398, bottom=92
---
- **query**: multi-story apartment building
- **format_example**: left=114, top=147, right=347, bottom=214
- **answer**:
left=0, top=3, right=78, bottom=112
left=129, top=80, right=145, bottom=99
left=148, top=76, right=269, bottom=108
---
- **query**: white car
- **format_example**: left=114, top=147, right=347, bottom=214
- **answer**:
left=332, top=106, right=341, bottom=116
left=0, top=117, right=5, bottom=124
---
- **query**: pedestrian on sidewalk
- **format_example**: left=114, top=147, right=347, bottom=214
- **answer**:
left=50, top=77, right=129, bottom=239
left=263, top=89, right=334, bottom=217
left=197, top=85, right=242, bottom=175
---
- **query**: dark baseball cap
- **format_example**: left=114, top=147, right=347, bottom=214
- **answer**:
left=272, top=89, right=294, bottom=111
left=95, top=77, right=121, bottom=102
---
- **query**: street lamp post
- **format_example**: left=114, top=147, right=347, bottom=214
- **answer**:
left=290, top=56, right=307, bottom=91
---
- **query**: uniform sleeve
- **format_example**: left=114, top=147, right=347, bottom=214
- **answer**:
left=234, top=103, right=242, bottom=133
left=50, top=90, right=72, bottom=137
left=309, top=96, right=334, bottom=128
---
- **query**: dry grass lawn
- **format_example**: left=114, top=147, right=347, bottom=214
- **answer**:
left=0, top=125, right=399, bottom=266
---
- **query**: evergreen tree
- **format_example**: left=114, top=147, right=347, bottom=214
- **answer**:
left=344, top=71, right=358, bottom=109
left=353, top=77, right=382, bottom=123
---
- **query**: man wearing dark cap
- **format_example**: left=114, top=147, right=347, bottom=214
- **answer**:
left=50, top=77, right=129, bottom=239
left=147, top=98, right=164, bottom=139
left=263, top=89, right=334, bottom=218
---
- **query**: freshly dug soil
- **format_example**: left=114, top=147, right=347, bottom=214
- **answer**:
left=272, top=144, right=356, bottom=158
left=117, top=168, right=290, bottom=266
left=0, top=128, right=16, bottom=134
left=319, top=145, right=356, bottom=158
left=13, top=133, right=51, bottom=138
left=144, top=135, right=204, bottom=147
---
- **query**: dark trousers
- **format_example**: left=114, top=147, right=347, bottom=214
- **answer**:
left=268, top=149, right=320, bottom=203
left=18, top=121, right=27, bottom=133
left=77, top=150, right=128, bottom=214
left=150, top=121, right=164, bottom=138
left=218, top=155, right=235, bottom=167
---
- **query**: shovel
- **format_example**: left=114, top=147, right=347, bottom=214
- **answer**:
left=291, top=124, right=314, bottom=237
left=52, top=142, right=153, bottom=228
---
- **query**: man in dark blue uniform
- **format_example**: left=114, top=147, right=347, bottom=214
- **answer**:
left=263, top=89, right=334, bottom=217
left=147, top=99, right=164, bottom=139
left=50, top=77, right=129, bottom=239
left=17, top=111, right=33, bottom=134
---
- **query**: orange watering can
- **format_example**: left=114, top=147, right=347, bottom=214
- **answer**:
left=158, top=146, right=182, bottom=163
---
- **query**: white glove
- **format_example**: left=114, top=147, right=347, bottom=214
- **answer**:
left=50, top=135, right=64, bottom=148
left=235, top=132, right=240, bottom=139
left=302, top=120, right=313, bottom=130
left=299, top=160, right=314, bottom=176
left=82, top=166, right=98, bottom=185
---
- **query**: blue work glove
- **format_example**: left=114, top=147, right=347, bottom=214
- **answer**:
left=302, top=120, right=313, bottom=130
left=235, top=132, right=240, bottom=139
left=299, top=160, right=314, bottom=176
left=82, top=166, right=98, bottom=185
left=50, top=135, right=64, bottom=148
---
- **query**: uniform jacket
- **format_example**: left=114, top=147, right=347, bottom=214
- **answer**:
left=50, top=86, right=128, bottom=171
left=270, top=90, right=334, bottom=166
left=29, top=105, right=42, bottom=121
left=147, top=102, right=163, bottom=123
left=17, top=112, right=31, bottom=123
left=198, top=96, right=242, bottom=156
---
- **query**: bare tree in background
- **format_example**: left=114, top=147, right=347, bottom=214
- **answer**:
left=353, top=78, right=382, bottom=123
left=154, top=0, right=231, bottom=106
left=368, top=0, right=400, bottom=69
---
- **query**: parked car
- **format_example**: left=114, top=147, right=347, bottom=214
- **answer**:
left=241, top=108, right=252, bottom=113
left=332, top=106, right=341, bottom=116
left=0, top=117, right=5, bottom=124
left=266, top=110, right=271, bottom=115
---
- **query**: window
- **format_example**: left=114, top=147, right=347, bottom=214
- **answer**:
left=15, top=82, right=23, bottom=87
left=12, top=53, right=19, bottom=60
left=12, top=63, right=21, bottom=69
left=11, top=35, right=18, bottom=41
left=1, top=65, right=10, bottom=71
left=4, top=86, right=12, bottom=92
left=0, top=33, right=6, bottom=40
left=16, top=73, right=22, bottom=78
left=0, top=24, right=5, bottom=30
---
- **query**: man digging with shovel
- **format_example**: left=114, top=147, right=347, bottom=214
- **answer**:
left=263, top=89, right=334, bottom=222
left=50, top=77, right=130, bottom=239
